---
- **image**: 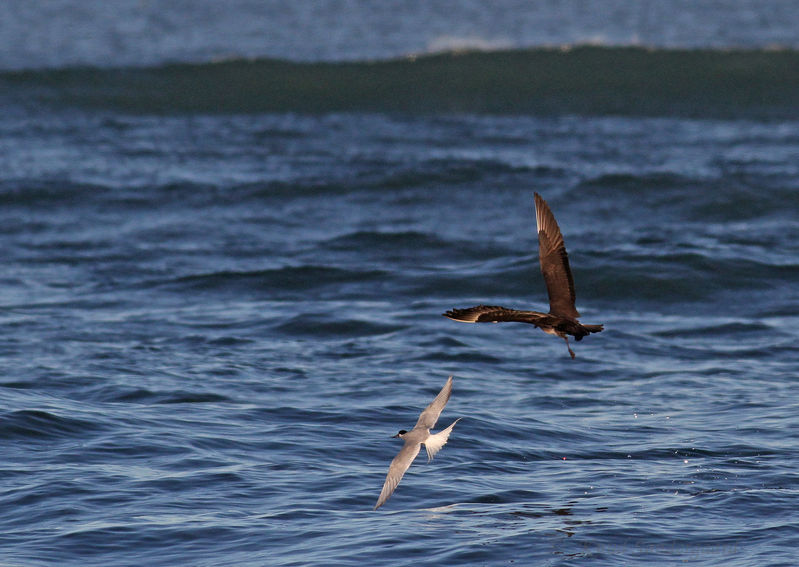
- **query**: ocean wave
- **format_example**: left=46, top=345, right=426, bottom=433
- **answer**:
left=273, top=314, right=403, bottom=338
left=4, top=46, right=799, bottom=118
left=0, top=409, right=103, bottom=439
left=577, top=174, right=799, bottom=220
left=0, top=180, right=109, bottom=206
left=109, top=388, right=233, bottom=404
left=584, top=256, right=798, bottom=305
left=162, top=265, right=387, bottom=294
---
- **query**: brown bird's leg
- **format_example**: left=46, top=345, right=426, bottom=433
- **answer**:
left=564, top=336, right=576, bottom=359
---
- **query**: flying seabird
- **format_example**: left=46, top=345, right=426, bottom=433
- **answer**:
left=443, top=193, right=603, bottom=359
left=374, top=376, right=460, bottom=510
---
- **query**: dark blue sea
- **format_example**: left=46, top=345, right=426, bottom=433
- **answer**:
left=1, top=1, right=798, bottom=565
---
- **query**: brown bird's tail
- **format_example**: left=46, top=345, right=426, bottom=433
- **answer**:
left=573, top=323, right=604, bottom=341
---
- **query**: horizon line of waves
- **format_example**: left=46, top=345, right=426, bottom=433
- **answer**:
left=4, top=46, right=799, bottom=118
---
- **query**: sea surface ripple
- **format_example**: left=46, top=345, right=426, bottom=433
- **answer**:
left=1, top=105, right=798, bottom=566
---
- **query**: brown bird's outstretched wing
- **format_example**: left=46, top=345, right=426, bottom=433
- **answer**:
left=443, top=305, right=548, bottom=324
left=534, top=193, right=579, bottom=319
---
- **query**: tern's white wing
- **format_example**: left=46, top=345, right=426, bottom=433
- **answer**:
left=374, top=440, right=422, bottom=510
left=413, top=376, right=453, bottom=430
left=424, top=418, right=461, bottom=462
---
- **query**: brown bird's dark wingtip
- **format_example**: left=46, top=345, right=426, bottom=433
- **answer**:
left=443, top=308, right=465, bottom=318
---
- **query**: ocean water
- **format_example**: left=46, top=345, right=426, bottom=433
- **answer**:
left=2, top=2, right=799, bottom=566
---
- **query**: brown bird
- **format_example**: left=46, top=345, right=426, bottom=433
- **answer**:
left=443, top=193, right=603, bottom=359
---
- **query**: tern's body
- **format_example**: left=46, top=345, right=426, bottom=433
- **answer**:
left=374, top=376, right=460, bottom=510
left=444, top=193, right=603, bottom=358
